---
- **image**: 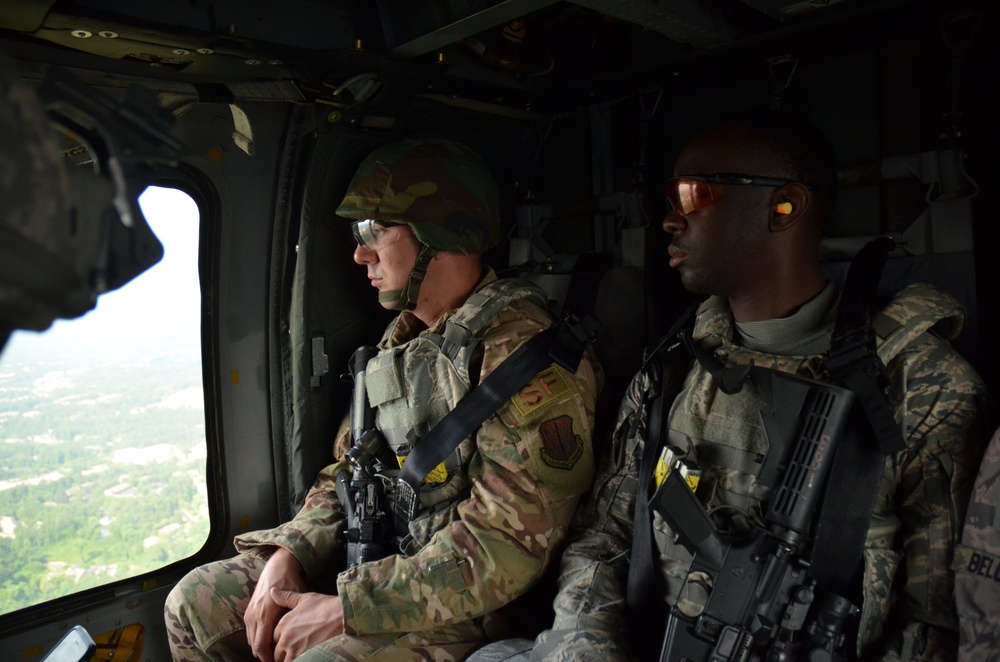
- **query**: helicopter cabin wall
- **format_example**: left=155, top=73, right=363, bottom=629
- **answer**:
left=169, top=96, right=303, bottom=549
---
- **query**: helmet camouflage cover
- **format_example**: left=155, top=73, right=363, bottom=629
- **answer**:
left=336, top=139, right=500, bottom=254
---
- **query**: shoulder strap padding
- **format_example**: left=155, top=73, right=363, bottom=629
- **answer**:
left=874, top=282, right=968, bottom=365
left=439, top=278, right=552, bottom=356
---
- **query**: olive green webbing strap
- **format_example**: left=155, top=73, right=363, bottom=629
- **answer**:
left=386, top=245, right=436, bottom=310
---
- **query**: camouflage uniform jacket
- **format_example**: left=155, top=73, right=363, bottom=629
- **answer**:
left=235, top=268, right=601, bottom=636
left=537, top=282, right=986, bottom=661
left=954, top=425, right=1000, bottom=660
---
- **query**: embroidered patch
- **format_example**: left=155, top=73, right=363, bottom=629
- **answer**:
left=511, top=365, right=571, bottom=417
left=539, top=415, right=583, bottom=470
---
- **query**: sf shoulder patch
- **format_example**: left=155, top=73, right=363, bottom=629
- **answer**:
left=511, top=365, right=571, bottom=417
left=539, top=415, right=583, bottom=470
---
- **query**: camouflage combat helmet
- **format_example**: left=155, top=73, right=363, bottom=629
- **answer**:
left=337, top=139, right=500, bottom=310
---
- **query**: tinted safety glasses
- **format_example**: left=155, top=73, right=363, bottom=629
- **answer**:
left=351, top=219, right=404, bottom=251
left=665, top=173, right=804, bottom=215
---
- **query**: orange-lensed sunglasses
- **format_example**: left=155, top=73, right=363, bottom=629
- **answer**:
left=665, top=173, right=807, bottom=215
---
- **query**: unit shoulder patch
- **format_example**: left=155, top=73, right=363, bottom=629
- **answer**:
left=539, top=415, right=583, bottom=470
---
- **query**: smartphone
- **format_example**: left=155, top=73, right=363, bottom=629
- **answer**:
left=41, top=625, right=96, bottom=662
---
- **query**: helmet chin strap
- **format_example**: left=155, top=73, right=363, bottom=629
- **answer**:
left=380, top=244, right=437, bottom=311
left=378, top=289, right=403, bottom=307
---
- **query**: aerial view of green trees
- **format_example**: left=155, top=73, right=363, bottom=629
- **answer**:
left=0, top=342, right=210, bottom=615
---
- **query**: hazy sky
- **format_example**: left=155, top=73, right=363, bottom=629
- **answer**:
left=6, top=186, right=202, bottom=356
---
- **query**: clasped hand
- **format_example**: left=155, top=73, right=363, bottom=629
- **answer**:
left=245, top=548, right=345, bottom=662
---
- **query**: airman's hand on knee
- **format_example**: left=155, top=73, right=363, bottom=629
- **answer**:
left=271, top=588, right=345, bottom=662
left=245, top=548, right=306, bottom=662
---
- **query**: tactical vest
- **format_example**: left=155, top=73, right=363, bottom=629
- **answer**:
left=362, top=277, right=552, bottom=551
left=649, top=281, right=968, bottom=644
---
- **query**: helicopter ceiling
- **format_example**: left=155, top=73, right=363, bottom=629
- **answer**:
left=0, top=0, right=962, bottom=111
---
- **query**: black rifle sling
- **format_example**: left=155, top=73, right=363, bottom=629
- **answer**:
left=811, top=238, right=904, bottom=600
left=626, top=304, right=699, bottom=656
left=394, top=314, right=598, bottom=528
left=811, top=424, right=883, bottom=603
left=626, top=359, right=666, bottom=637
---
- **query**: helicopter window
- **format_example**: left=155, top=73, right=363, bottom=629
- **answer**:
left=0, top=186, right=208, bottom=615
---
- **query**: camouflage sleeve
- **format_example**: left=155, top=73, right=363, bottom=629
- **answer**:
left=860, top=332, right=988, bottom=660
left=531, top=368, right=655, bottom=661
left=336, top=302, right=601, bottom=635
left=954, top=426, right=1000, bottom=661
left=231, top=418, right=353, bottom=580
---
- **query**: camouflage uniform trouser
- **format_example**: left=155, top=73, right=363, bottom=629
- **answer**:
left=164, top=554, right=489, bottom=661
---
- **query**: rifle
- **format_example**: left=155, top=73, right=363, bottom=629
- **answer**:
left=335, top=346, right=397, bottom=568
left=652, top=368, right=860, bottom=661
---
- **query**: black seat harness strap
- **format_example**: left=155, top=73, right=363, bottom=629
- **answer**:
left=625, top=304, right=698, bottom=659
left=393, top=313, right=599, bottom=528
